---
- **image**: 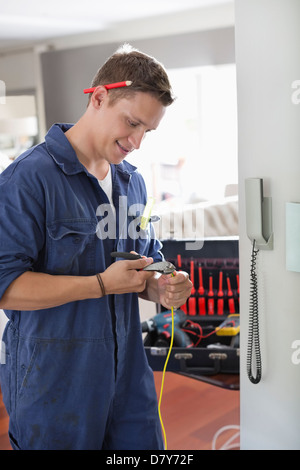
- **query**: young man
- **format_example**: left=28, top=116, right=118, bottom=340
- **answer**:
left=0, top=44, right=192, bottom=450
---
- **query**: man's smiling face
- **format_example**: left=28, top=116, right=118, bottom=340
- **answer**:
left=91, top=90, right=166, bottom=165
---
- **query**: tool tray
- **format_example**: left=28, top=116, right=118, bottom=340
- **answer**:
left=143, top=238, right=240, bottom=389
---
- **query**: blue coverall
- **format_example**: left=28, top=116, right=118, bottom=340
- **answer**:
left=0, top=123, right=164, bottom=450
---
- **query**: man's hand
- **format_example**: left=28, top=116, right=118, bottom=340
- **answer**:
left=157, top=270, right=192, bottom=309
left=101, top=257, right=155, bottom=295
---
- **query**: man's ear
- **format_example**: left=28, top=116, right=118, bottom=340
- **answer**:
left=90, top=86, right=109, bottom=109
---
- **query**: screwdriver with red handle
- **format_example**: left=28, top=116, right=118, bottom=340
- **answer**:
left=217, top=270, right=224, bottom=315
left=198, top=264, right=206, bottom=315
left=226, top=274, right=236, bottom=314
left=177, top=254, right=187, bottom=314
left=207, top=272, right=214, bottom=315
left=236, top=274, right=240, bottom=305
left=188, top=259, right=196, bottom=315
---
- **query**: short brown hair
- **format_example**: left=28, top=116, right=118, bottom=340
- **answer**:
left=88, top=43, right=175, bottom=107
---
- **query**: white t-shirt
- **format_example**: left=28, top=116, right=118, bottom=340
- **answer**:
left=98, top=165, right=116, bottom=217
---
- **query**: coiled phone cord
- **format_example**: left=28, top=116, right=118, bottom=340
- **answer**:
left=247, top=240, right=262, bottom=384
left=158, top=305, right=174, bottom=450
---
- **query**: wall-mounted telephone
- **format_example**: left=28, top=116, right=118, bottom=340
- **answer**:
left=245, top=178, right=273, bottom=384
left=245, top=178, right=273, bottom=250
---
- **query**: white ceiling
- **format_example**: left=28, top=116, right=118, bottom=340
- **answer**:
left=0, top=0, right=233, bottom=48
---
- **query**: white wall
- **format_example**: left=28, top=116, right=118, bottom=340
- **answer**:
left=0, top=50, right=36, bottom=93
left=235, top=0, right=300, bottom=449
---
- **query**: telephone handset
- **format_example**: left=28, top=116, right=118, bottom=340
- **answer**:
left=245, top=178, right=273, bottom=250
left=245, top=178, right=273, bottom=384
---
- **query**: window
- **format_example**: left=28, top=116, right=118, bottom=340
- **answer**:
left=128, top=64, right=238, bottom=203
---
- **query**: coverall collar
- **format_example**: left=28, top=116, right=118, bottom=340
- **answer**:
left=45, top=123, right=138, bottom=177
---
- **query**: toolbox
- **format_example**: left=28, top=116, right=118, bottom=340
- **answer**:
left=143, top=237, right=240, bottom=390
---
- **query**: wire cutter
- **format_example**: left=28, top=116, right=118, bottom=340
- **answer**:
left=110, top=251, right=176, bottom=274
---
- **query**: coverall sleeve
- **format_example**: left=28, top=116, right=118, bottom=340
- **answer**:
left=0, top=179, right=45, bottom=300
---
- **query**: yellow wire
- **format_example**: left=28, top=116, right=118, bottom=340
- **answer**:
left=157, top=304, right=174, bottom=451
